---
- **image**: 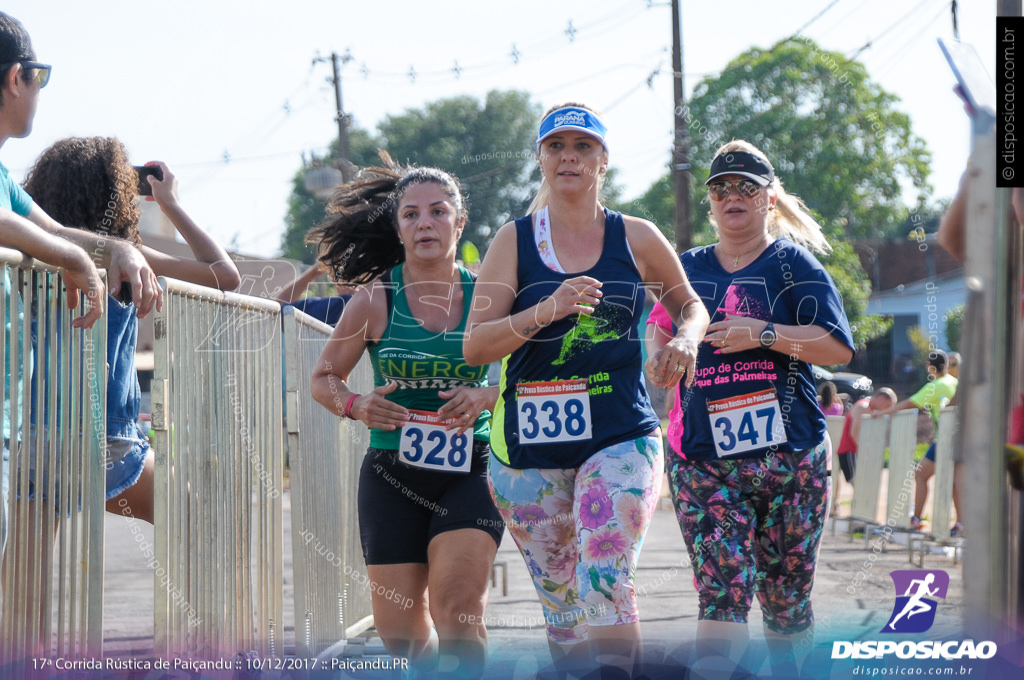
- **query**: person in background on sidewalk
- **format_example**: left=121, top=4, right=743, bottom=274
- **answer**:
left=817, top=381, right=845, bottom=417
left=947, top=351, right=961, bottom=379
left=272, top=260, right=354, bottom=326
left=874, top=350, right=958, bottom=533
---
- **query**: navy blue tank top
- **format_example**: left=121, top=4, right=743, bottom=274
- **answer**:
left=491, top=209, right=659, bottom=468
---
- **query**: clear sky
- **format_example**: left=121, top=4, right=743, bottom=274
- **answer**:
left=1, top=0, right=996, bottom=259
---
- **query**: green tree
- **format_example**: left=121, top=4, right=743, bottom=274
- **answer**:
left=378, top=90, right=540, bottom=249
left=906, top=325, right=931, bottom=385
left=627, top=38, right=943, bottom=348
left=683, top=38, right=933, bottom=242
left=282, top=91, right=641, bottom=262
left=945, top=303, right=964, bottom=352
left=612, top=167, right=674, bottom=241
left=282, top=90, right=544, bottom=261
left=826, top=240, right=892, bottom=347
left=280, top=128, right=380, bottom=263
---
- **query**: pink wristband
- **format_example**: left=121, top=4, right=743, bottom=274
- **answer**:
left=344, top=393, right=360, bottom=419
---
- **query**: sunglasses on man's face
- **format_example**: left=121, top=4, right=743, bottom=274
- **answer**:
left=707, top=179, right=764, bottom=201
left=1, top=61, right=51, bottom=89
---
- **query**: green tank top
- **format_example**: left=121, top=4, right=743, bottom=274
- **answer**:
left=367, top=264, right=490, bottom=449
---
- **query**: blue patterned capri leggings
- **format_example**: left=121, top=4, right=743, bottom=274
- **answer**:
left=667, top=441, right=831, bottom=634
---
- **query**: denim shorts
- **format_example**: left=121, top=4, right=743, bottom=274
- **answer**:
left=17, top=425, right=149, bottom=502
left=103, top=435, right=150, bottom=500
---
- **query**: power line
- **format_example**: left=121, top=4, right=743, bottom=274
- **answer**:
left=222, top=69, right=318, bottom=157
left=533, top=52, right=669, bottom=97
left=603, top=67, right=665, bottom=113
left=847, top=0, right=936, bottom=60
left=870, top=3, right=950, bottom=79
left=174, top=150, right=321, bottom=169
left=671, top=0, right=851, bottom=97
left=791, top=0, right=845, bottom=36
left=339, top=0, right=649, bottom=85
left=815, top=0, right=875, bottom=39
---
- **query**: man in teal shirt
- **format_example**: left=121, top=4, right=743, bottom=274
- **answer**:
left=877, top=349, right=959, bottom=532
left=1, top=155, right=32, bottom=440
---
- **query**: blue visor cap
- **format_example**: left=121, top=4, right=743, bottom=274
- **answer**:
left=536, top=107, right=608, bottom=152
left=706, top=151, right=774, bottom=186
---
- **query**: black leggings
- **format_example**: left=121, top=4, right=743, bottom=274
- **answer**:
left=357, top=440, right=503, bottom=564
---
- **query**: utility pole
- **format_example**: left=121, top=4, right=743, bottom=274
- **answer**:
left=998, top=0, right=1020, bottom=17
left=314, top=51, right=354, bottom=182
left=671, top=0, right=691, bottom=253
left=965, top=0, right=1018, bottom=643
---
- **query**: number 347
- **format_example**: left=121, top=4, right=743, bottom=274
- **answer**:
left=713, top=407, right=777, bottom=452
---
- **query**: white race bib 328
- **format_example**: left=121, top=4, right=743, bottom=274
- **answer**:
left=399, top=410, right=472, bottom=474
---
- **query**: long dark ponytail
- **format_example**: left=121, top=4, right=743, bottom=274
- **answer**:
left=306, top=152, right=467, bottom=285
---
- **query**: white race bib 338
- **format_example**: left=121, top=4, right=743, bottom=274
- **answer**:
left=516, top=379, right=592, bottom=445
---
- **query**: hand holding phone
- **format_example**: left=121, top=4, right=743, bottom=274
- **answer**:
left=937, top=38, right=995, bottom=120
left=134, top=165, right=164, bottom=197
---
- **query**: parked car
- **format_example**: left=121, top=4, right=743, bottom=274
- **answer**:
left=812, top=365, right=873, bottom=401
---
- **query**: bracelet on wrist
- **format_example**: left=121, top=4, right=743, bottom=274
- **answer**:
left=343, top=393, right=360, bottom=419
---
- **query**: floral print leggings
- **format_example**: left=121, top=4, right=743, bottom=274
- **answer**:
left=488, top=432, right=663, bottom=645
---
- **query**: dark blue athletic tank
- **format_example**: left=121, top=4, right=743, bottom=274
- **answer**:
left=491, top=209, right=659, bottom=469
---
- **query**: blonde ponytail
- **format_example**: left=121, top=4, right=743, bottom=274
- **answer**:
left=769, top=177, right=831, bottom=254
left=527, top=178, right=551, bottom=214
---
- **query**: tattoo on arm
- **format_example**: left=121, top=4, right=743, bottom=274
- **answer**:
left=522, top=324, right=541, bottom=337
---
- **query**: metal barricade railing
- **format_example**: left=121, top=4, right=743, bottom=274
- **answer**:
left=150, top=277, right=283, bottom=660
left=282, top=307, right=373, bottom=659
left=883, top=410, right=918, bottom=531
left=0, top=247, right=106, bottom=661
left=847, top=411, right=918, bottom=545
left=909, top=407, right=961, bottom=565
left=847, top=413, right=889, bottom=531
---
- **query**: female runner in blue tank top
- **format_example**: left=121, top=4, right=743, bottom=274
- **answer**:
left=311, top=156, right=503, bottom=679
left=464, top=103, right=709, bottom=678
left=646, top=140, right=855, bottom=674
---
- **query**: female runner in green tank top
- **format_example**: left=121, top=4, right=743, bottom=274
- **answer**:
left=310, top=155, right=502, bottom=679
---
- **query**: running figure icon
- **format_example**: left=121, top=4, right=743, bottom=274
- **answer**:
left=888, top=573, right=940, bottom=630
left=881, top=569, right=949, bottom=633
